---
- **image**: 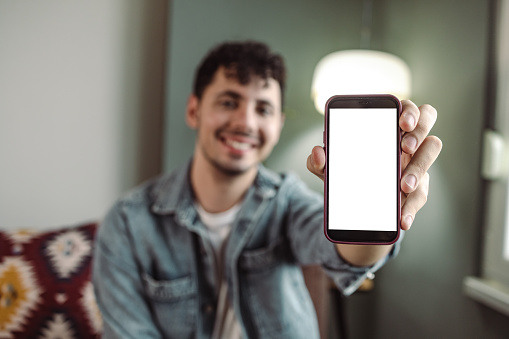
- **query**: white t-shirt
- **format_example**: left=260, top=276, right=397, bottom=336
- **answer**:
left=195, top=203, right=242, bottom=339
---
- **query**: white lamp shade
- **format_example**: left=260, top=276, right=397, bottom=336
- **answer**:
left=311, top=49, right=411, bottom=114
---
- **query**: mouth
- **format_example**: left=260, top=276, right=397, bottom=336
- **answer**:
left=219, top=132, right=259, bottom=154
left=224, top=139, right=253, bottom=151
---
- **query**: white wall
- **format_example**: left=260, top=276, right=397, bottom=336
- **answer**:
left=0, top=1, right=166, bottom=229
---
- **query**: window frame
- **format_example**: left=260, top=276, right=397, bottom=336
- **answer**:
left=463, top=0, right=509, bottom=317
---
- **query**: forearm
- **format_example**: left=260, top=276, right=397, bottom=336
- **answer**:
left=335, top=243, right=393, bottom=267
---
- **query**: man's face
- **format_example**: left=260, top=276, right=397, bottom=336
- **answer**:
left=187, top=67, right=284, bottom=176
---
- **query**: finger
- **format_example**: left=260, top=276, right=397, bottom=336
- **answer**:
left=399, top=100, right=421, bottom=132
left=401, top=172, right=430, bottom=230
left=401, top=152, right=411, bottom=172
left=306, top=146, right=325, bottom=181
left=401, top=136, right=442, bottom=194
left=401, top=104, right=438, bottom=155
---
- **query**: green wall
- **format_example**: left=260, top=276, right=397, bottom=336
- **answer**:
left=164, top=0, right=363, bottom=184
left=164, top=0, right=509, bottom=337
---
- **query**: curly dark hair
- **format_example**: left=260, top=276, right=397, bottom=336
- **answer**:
left=193, top=41, right=286, bottom=108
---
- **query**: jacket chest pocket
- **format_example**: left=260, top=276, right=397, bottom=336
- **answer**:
left=142, top=274, right=198, bottom=338
left=239, top=238, right=289, bottom=273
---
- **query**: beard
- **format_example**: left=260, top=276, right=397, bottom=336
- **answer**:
left=200, top=142, right=255, bottom=177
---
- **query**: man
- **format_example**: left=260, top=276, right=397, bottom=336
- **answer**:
left=93, top=41, right=442, bottom=339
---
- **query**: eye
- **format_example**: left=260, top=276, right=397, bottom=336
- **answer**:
left=219, top=99, right=238, bottom=110
left=256, top=104, right=273, bottom=116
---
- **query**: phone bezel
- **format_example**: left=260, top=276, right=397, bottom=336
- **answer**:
left=324, top=94, right=402, bottom=245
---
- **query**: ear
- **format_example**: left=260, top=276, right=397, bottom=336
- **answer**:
left=185, top=94, right=200, bottom=129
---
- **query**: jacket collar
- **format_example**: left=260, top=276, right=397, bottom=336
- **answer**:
left=150, top=159, right=282, bottom=215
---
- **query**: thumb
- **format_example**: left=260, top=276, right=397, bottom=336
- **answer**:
left=306, top=146, right=325, bottom=181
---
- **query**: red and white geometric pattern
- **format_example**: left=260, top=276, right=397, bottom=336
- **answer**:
left=0, top=223, right=101, bottom=338
left=39, top=313, right=76, bottom=339
left=44, top=230, right=92, bottom=279
left=81, top=282, right=103, bottom=335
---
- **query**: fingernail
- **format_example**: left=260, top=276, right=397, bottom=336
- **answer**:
left=404, top=215, right=414, bottom=228
left=404, top=174, right=417, bottom=189
left=404, top=113, right=415, bottom=128
left=403, top=135, right=417, bottom=151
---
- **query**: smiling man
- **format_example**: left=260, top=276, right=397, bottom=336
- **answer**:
left=93, top=41, right=442, bottom=339
left=186, top=63, right=285, bottom=213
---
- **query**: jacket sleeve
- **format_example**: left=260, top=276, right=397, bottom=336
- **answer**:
left=283, top=174, right=402, bottom=296
left=92, top=202, right=163, bottom=339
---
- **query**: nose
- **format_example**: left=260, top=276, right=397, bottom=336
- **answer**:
left=231, top=103, right=256, bottom=133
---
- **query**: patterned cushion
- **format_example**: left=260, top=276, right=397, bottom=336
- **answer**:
left=0, top=223, right=102, bottom=339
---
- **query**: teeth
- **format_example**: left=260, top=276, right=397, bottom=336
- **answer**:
left=226, top=139, right=251, bottom=150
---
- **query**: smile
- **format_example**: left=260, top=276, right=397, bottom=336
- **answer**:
left=224, top=139, right=253, bottom=151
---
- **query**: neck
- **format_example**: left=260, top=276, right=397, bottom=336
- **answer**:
left=190, top=154, right=257, bottom=213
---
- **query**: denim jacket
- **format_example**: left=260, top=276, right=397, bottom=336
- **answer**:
left=92, top=161, right=399, bottom=339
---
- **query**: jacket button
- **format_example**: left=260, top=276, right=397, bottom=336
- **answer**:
left=202, top=303, right=214, bottom=314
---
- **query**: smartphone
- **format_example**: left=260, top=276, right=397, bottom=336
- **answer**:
left=324, top=95, right=401, bottom=244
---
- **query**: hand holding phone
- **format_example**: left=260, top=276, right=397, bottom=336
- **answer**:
left=324, top=95, right=401, bottom=244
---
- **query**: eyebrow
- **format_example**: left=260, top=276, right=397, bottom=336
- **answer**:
left=217, top=90, right=275, bottom=108
left=217, top=90, right=242, bottom=101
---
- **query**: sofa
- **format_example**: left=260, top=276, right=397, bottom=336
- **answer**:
left=0, top=222, right=101, bottom=338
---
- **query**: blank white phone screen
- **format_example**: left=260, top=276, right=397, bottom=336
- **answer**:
left=328, top=108, right=397, bottom=231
